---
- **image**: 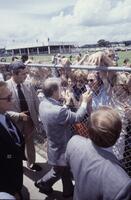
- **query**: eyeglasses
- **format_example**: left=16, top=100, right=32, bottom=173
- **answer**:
left=0, top=94, right=12, bottom=102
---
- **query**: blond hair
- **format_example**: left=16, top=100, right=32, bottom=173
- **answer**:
left=87, top=51, right=113, bottom=67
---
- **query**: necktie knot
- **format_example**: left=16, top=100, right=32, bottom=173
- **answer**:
left=17, top=84, right=21, bottom=89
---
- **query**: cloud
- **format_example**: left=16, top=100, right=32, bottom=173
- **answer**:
left=73, top=0, right=112, bottom=26
left=0, top=0, right=131, bottom=46
left=49, top=0, right=131, bottom=43
left=0, top=0, right=77, bottom=16
left=52, top=0, right=131, bottom=26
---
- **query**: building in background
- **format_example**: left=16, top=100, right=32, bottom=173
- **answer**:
left=6, top=41, right=75, bottom=56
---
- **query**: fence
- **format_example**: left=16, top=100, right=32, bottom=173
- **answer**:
left=0, top=62, right=131, bottom=176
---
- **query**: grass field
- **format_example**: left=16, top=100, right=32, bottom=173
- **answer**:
left=3, top=50, right=131, bottom=66
left=117, top=51, right=131, bottom=66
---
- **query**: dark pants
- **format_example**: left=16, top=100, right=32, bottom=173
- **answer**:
left=38, top=166, right=74, bottom=195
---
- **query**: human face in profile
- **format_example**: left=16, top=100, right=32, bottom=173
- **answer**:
left=0, top=86, right=13, bottom=113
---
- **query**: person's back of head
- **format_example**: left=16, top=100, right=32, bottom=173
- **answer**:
left=123, top=58, right=129, bottom=65
left=11, top=56, right=19, bottom=62
left=88, top=106, right=122, bottom=148
left=21, top=54, right=28, bottom=63
left=42, top=77, right=61, bottom=98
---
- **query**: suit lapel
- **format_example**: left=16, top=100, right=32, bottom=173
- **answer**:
left=22, top=82, right=30, bottom=109
left=7, top=79, right=20, bottom=111
left=0, top=120, right=24, bottom=147
left=12, top=121, right=25, bottom=145
left=0, top=123, right=16, bottom=146
left=0, top=122, right=25, bottom=160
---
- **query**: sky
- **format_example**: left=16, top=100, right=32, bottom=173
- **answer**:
left=0, top=0, right=131, bottom=47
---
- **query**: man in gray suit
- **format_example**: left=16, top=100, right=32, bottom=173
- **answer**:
left=35, top=77, right=92, bottom=197
left=6, top=61, right=41, bottom=171
left=66, top=106, right=131, bottom=200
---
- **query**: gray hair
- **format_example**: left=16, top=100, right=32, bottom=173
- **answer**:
left=42, top=77, right=61, bottom=97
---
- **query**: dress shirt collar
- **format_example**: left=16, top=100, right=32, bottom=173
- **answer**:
left=11, top=78, right=23, bottom=88
left=47, top=97, right=61, bottom=106
left=102, top=146, right=114, bottom=154
left=11, top=77, right=17, bottom=87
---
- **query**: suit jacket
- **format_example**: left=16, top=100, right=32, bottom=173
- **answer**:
left=39, top=97, right=87, bottom=166
left=66, top=135, right=131, bottom=200
left=6, top=78, right=40, bottom=131
left=0, top=120, right=25, bottom=195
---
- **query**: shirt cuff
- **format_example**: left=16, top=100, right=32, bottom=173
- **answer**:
left=63, top=104, right=69, bottom=108
left=81, top=102, right=87, bottom=108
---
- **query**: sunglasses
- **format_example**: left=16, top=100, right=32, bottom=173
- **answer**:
left=87, top=79, right=94, bottom=83
left=0, top=94, right=12, bottom=102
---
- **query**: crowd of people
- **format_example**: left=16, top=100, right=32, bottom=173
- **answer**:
left=0, top=50, right=131, bottom=199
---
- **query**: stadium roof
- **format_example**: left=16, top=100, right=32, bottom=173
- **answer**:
left=6, top=41, right=75, bottom=50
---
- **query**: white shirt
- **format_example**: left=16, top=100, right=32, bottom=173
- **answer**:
left=92, top=86, right=111, bottom=110
left=0, top=73, right=4, bottom=81
left=12, top=79, right=25, bottom=96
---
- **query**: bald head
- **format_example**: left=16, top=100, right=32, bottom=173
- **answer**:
left=42, top=78, right=61, bottom=98
left=88, top=106, right=122, bottom=148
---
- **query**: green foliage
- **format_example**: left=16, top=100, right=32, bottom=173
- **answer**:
left=97, top=39, right=110, bottom=47
left=117, top=51, right=131, bottom=66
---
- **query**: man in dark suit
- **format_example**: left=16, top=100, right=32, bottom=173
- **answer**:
left=35, top=77, right=92, bottom=197
left=66, top=106, right=131, bottom=200
left=0, top=81, right=25, bottom=199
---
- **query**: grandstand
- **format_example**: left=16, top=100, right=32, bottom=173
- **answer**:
left=6, top=41, right=75, bottom=56
left=0, top=48, right=6, bottom=56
